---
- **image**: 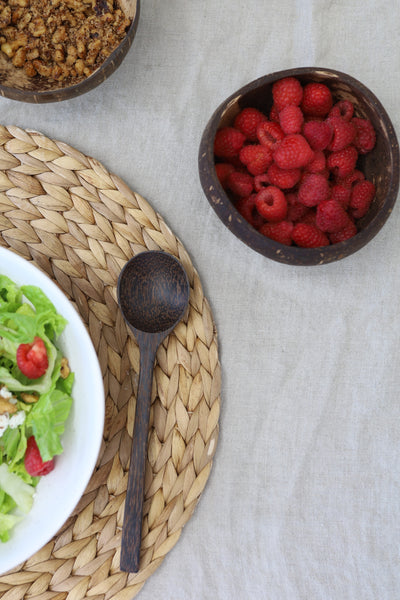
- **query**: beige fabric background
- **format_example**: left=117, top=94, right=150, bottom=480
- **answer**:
left=2, top=1, right=400, bottom=598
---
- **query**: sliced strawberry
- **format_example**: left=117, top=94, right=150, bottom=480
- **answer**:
left=24, top=436, right=54, bottom=476
left=16, top=336, right=49, bottom=379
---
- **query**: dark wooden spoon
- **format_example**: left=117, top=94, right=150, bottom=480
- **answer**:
left=117, top=250, right=190, bottom=572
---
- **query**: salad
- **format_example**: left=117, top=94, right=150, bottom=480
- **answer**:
left=0, top=274, right=74, bottom=542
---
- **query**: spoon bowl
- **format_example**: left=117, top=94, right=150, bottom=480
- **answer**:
left=117, top=250, right=190, bottom=572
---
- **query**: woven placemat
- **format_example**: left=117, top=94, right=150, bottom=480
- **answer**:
left=0, top=125, right=221, bottom=599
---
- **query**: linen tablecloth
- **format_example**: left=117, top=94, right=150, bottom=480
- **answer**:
left=2, top=1, right=400, bottom=598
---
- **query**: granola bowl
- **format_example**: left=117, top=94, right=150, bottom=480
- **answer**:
left=0, top=0, right=140, bottom=103
left=198, top=67, right=400, bottom=266
left=0, top=247, right=104, bottom=574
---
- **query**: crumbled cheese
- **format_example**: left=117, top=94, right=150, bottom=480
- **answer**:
left=9, top=411, right=26, bottom=429
left=0, top=386, right=12, bottom=400
left=0, top=410, right=25, bottom=437
left=0, top=414, right=9, bottom=437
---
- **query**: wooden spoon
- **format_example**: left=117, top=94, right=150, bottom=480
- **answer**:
left=117, top=250, right=190, bottom=572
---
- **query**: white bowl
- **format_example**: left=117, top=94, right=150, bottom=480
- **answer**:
left=0, top=247, right=104, bottom=574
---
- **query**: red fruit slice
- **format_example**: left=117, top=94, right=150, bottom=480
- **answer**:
left=25, top=436, right=55, bottom=477
left=16, top=336, right=49, bottom=379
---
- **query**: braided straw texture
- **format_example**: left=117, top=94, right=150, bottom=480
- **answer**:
left=0, top=125, right=221, bottom=599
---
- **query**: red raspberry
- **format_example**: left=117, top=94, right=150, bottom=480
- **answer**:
left=260, top=220, right=294, bottom=245
left=329, top=221, right=358, bottom=244
left=235, top=194, right=266, bottom=229
left=327, top=145, right=358, bottom=178
left=16, top=336, right=48, bottom=379
left=298, top=173, right=330, bottom=207
left=256, top=121, right=285, bottom=149
left=273, top=134, right=314, bottom=169
left=227, top=171, right=254, bottom=197
left=279, top=105, right=304, bottom=134
left=215, top=163, right=235, bottom=188
left=255, top=186, right=287, bottom=222
left=254, top=173, right=269, bottom=191
left=316, top=199, right=353, bottom=233
left=272, top=76, right=303, bottom=111
left=326, top=116, right=356, bottom=151
left=339, top=169, right=365, bottom=188
left=214, top=127, right=245, bottom=159
left=267, top=162, right=301, bottom=189
left=299, top=210, right=318, bottom=226
left=239, top=144, right=273, bottom=175
left=292, top=222, right=329, bottom=247
left=305, top=150, right=326, bottom=174
left=234, top=107, right=268, bottom=142
left=286, top=192, right=310, bottom=222
left=25, top=436, right=55, bottom=477
left=352, top=117, right=376, bottom=154
left=330, top=183, right=352, bottom=209
left=301, top=82, right=333, bottom=117
left=328, top=100, right=354, bottom=122
left=349, top=180, right=376, bottom=218
left=302, top=120, right=333, bottom=151
left=269, top=105, right=280, bottom=122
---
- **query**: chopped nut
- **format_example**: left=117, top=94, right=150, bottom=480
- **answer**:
left=0, top=398, right=17, bottom=415
left=12, top=44, right=26, bottom=66
left=60, top=357, right=70, bottom=379
left=20, top=392, right=39, bottom=404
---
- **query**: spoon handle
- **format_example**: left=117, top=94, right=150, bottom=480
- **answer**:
left=120, top=338, right=159, bottom=572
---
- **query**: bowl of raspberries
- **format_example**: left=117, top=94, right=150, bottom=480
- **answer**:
left=199, top=67, right=399, bottom=265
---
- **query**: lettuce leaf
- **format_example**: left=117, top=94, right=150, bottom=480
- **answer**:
left=0, top=464, right=34, bottom=514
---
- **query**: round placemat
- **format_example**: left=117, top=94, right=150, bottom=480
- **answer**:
left=0, top=125, right=221, bottom=599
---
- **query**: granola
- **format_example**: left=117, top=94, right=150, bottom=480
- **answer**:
left=0, top=0, right=131, bottom=83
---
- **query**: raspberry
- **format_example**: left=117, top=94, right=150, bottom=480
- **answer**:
left=327, top=145, right=358, bottom=178
left=255, top=186, right=287, bottom=222
left=267, top=162, right=301, bottom=189
left=234, top=107, right=268, bottom=142
left=349, top=180, right=376, bottom=219
left=330, top=183, right=352, bottom=209
left=300, top=210, right=318, bottom=226
left=256, top=121, right=285, bottom=149
left=301, top=82, right=333, bottom=117
left=286, top=192, right=310, bottom=222
left=328, top=100, right=354, bottom=122
left=326, top=116, right=356, bottom=151
left=302, top=120, right=333, bottom=151
left=316, top=199, right=353, bottom=233
left=227, top=171, right=254, bottom=197
left=239, top=144, right=273, bottom=175
left=254, top=173, right=269, bottom=191
left=273, top=134, right=314, bottom=169
left=279, top=105, right=304, bottom=134
left=304, top=150, right=326, bottom=174
left=214, top=127, right=245, bottom=159
left=269, top=105, right=280, bottom=122
left=215, top=163, right=235, bottom=188
left=291, top=222, right=329, bottom=247
left=339, top=169, right=365, bottom=188
left=25, top=436, right=55, bottom=477
left=260, top=220, right=294, bottom=245
left=16, top=336, right=48, bottom=379
left=352, top=117, right=376, bottom=154
left=235, top=194, right=266, bottom=229
left=329, top=221, right=358, bottom=244
left=298, top=173, right=330, bottom=207
left=272, top=76, right=303, bottom=111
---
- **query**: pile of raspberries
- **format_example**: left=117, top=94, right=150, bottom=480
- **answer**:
left=213, top=76, right=377, bottom=248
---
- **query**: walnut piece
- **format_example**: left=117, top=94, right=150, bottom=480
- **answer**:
left=0, top=0, right=131, bottom=84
